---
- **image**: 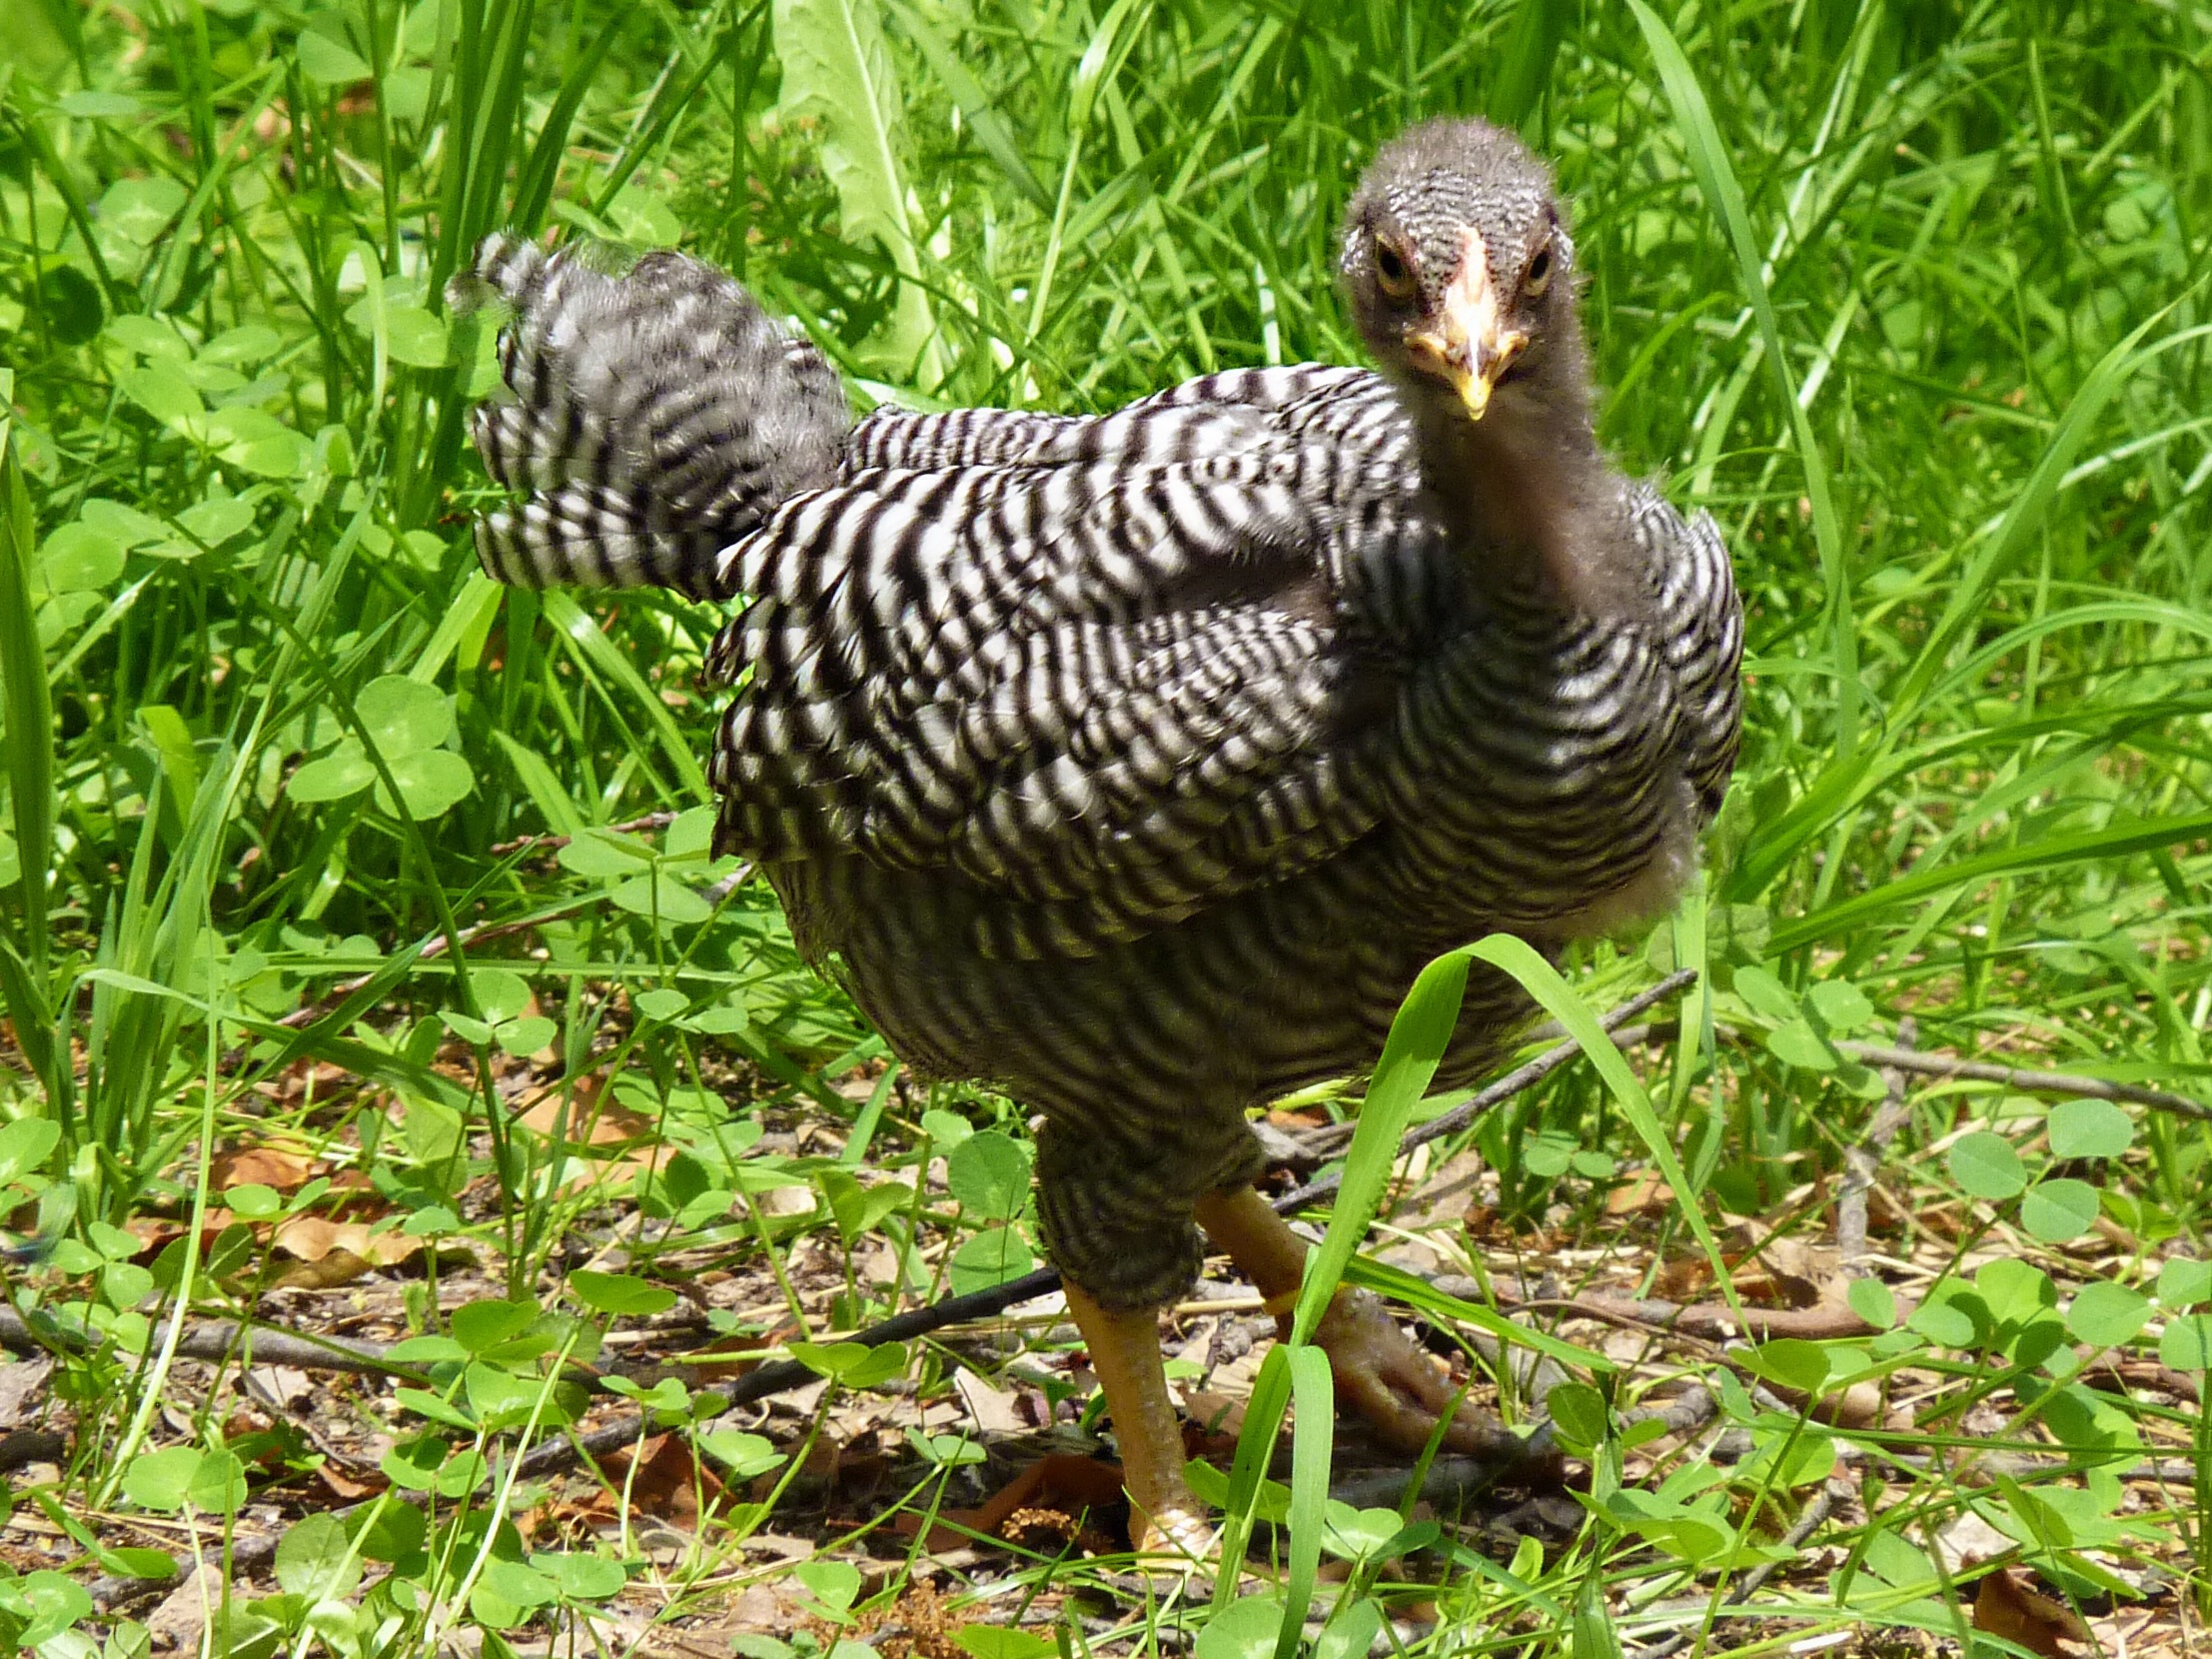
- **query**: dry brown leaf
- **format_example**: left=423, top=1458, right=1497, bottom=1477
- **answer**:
left=211, top=1144, right=320, bottom=1192
left=590, top=1432, right=728, bottom=1525
left=243, top=1364, right=313, bottom=1411
left=1817, top=1380, right=1882, bottom=1429
left=1735, top=1234, right=1846, bottom=1310
left=515, top=1075, right=675, bottom=1188
left=687, top=1582, right=816, bottom=1640
left=1973, top=1567, right=2089, bottom=1657
left=1178, top=1387, right=1247, bottom=1440
left=271, top=1248, right=379, bottom=1290
left=516, top=1072, right=624, bottom=1142
left=253, top=1058, right=356, bottom=1108
left=951, top=1368, right=1026, bottom=1436
left=1605, top=1170, right=1671, bottom=1218
left=894, top=1450, right=1127, bottom=1551
left=269, top=1216, right=424, bottom=1292
left=319, top=1168, right=384, bottom=1218
left=1934, top=1509, right=2016, bottom=1573
left=124, top=1217, right=192, bottom=1256
left=313, top=1460, right=381, bottom=1501
left=1731, top=1264, right=1821, bottom=1309
left=1462, top=1205, right=1552, bottom=1249
left=1653, top=1254, right=1712, bottom=1302
left=273, top=1214, right=420, bottom=1264
left=1264, top=1105, right=1331, bottom=1129
left=970, top=1452, right=1125, bottom=1538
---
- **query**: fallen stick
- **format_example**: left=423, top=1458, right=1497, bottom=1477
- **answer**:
left=488, top=810, right=677, bottom=858
left=0, top=1306, right=416, bottom=1375
left=1831, top=1037, right=2211, bottom=1122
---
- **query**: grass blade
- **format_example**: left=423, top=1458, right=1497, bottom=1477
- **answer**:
left=1289, top=950, right=1471, bottom=1347
left=1276, top=1344, right=1333, bottom=1659
left=1889, top=310, right=2173, bottom=716
left=890, top=2, right=1051, bottom=211
left=0, top=373, right=53, bottom=983
left=1628, top=0, right=1855, bottom=754
left=0, top=371, right=64, bottom=1114
left=773, top=0, right=942, bottom=385
left=1212, top=1341, right=1292, bottom=1607
left=540, top=590, right=711, bottom=800
left=1465, top=936, right=1742, bottom=1321
left=1766, top=809, right=2212, bottom=954
left=1489, top=0, right=1571, bottom=131
left=511, top=6, right=631, bottom=233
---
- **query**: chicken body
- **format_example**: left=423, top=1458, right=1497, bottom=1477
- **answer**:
left=460, top=116, right=1742, bottom=1549
left=718, top=366, right=1738, bottom=1307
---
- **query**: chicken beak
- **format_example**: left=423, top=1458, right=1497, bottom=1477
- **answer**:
left=1405, top=230, right=1529, bottom=422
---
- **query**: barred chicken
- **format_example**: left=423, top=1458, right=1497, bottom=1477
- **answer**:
left=456, top=116, right=1742, bottom=1552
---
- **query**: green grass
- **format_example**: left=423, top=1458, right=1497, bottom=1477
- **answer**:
left=1, top=0, right=2209, bottom=1654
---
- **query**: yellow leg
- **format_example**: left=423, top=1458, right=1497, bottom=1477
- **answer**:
left=1062, top=1282, right=1216, bottom=1559
left=1193, top=1186, right=1513, bottom=1458
left=1192, top=1185, right=1311, bottom=1299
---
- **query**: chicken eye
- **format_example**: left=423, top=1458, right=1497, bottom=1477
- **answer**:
left=1373, top=240, right=1417, bottom=301
left=1524, top=246, right=1554, bottom=297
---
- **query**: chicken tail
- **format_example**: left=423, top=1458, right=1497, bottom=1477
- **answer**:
left=450, top=235, right=850, bottom=600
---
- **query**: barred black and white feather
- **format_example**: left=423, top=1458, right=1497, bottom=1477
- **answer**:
left=458, top=118, right=1744, bottom=1310
left=451, top=236, right=848, bottom=597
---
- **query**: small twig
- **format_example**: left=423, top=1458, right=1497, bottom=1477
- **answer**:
left=0, top=1306, right=420, bottom=1377
left=1831, top=1036, right=2211, bottom=1122
left=1622, top=1383, right=1720, bottom=1442
left=1613, top=1012, right=2208, bottom=1123
left=274, top=900, right=594, bottom=1029
left=1492, top=1287, right=1887, bottom=1344
left=1838, top=1013, right=1913, bottom=1269
left=489, top=810, right=678, bottom=858
left=517, top=1273, right=1072, bottom=1477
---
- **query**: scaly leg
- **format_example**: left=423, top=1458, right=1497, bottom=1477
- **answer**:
left=1193, top=1186, right=1516, bottom=1458
left=1062, top=1282, right=1216, bottom=1559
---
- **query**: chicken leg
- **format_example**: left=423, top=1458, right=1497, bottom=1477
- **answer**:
left=1070, top=1186, right=1516, bottom=1558
left=1193, top=1186, right=1514, bottom=1458
left=1062, top=1282, right=1216, bottom=1558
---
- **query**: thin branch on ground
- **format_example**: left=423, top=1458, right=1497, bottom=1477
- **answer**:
left=0, top=1306, right=418, bottom=1376
left=275, top=900, right=596, bottom=1030
left=489, top=810, right=678, bottom=858
left=1833, top=1037, right=2212, bottom=1121
left=1838, top=1013, right=1915, bottom=1269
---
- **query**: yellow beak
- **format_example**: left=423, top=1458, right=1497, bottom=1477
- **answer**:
left=1404, top=229, right=1529, bottom=422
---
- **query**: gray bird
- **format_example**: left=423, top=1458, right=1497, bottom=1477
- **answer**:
left=456, top=115, right=1741, bottom=1552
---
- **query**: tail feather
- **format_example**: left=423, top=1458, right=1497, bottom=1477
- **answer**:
left=452, top=235, right=850, bottom=599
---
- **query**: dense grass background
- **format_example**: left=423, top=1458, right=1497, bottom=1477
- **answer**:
left=1, top=0, right=2209, bottom=1651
